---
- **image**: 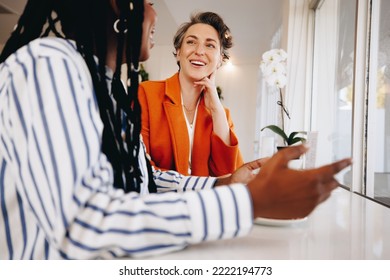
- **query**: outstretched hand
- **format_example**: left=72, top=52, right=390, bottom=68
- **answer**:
left=247, top=145, right=352, bottom=220
left=231, top=157, right=269, bottom=184
left=215, top=157, right=269, bottom=186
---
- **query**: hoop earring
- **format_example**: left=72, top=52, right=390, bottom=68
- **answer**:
left=113, top=19, right=128, bottom=34
left=130, top=63, right=140, bottom=72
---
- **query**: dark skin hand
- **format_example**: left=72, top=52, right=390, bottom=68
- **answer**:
left=216, top=145, right=352, bottom=220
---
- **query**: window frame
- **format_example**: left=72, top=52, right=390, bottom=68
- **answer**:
left=310, top=0, right=388, bottom=205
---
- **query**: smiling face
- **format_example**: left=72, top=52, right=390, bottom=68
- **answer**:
left=176, top=23, right=223, bottom=81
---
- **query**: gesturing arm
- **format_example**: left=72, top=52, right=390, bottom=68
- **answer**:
left=0, top=38, right=253, bottom=259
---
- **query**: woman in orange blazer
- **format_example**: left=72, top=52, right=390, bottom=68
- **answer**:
left=138, top=12, right=244, bottom=176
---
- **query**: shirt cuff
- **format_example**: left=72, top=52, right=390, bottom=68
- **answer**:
left=184, top=183, right=253, bottom=244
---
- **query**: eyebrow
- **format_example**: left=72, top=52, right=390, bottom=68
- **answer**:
left=185, top=35, right=218, bottom=44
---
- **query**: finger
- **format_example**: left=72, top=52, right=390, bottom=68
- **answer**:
left=258, top=157, right=270, bottom=167
left=313, top=158, right=352, bottom=182
left=194, top=78, right=212, bottom=87
left=193, top=80, right=211, bottom=91
left=243, top=158, right=264, bottom=170
left=274, top=144, right=309, bottom=167
left=193, top=82, right=206, bottom=92
left=317, top=179, right=339, bottom=203
left=208, top=71, right=217, bottom=82
left=316, top=176, right=339, bottom=195
left=329, top=158, right=353, bottom=173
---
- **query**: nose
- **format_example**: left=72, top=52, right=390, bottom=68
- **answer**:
left=195, top=44, right=205, bottom=55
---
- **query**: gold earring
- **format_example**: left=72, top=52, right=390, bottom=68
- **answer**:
left=113, top=19, right=128, bottom=34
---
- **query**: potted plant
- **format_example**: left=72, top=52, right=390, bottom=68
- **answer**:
left=261, top=125, right=306, bottom=149
left=139, top=63, right=149, bottom=82
left=260, top=49, right=307, bottom=164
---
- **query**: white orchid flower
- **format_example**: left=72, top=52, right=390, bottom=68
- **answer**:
left=275, top=49, right=287, bottom=60
left=266, top=73, right=287, bottom=89
left=260, top=49, right=287, bottom=89
left=262, top=49, right=278, bottom=63
left=260, top=48, right=291, bottom=137
left=264, top=62, right=286, bottom=76
left=261, top=48, right=287, bottom=64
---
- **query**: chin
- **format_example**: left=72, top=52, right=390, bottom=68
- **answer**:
left=189, top=71, right=208, bottom=80
left=139, top=50, right=150, bottom=62
left=139, top=42, right=154, bottom=62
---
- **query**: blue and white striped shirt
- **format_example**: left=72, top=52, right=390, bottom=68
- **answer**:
left=0, top=37, right=253, bottom=259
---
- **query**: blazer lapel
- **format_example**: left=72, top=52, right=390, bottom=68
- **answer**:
left=163, top=73, right=190, bottom=174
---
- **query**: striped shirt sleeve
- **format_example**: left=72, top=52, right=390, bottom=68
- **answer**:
left=0, top=38, right=253, bottom=259
left=153, top=168, right=217, bottom=193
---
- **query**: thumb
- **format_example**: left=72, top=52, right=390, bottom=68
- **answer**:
left=242, top=158, right=265, bottom=171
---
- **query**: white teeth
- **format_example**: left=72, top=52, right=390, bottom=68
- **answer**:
left=191, top=60, right=206, bottom=66
left=150, top=29, right=155, bottom=44
left=150, top=27, right=155, bottom=40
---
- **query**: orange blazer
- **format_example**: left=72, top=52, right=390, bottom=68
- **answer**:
left=138, top=72, right=244, bottom=176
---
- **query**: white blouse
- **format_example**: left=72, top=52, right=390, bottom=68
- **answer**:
left=182, top=97, right=200, bottom=175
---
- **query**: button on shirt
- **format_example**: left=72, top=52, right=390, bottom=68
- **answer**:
left=0, top=37, right=253, bottom=259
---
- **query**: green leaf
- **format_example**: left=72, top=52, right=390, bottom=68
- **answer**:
left=289, top=137, right=306, bottom=145
left=261, top=125, right=307, bottom=146
left=287, top=132, right=300, bottom=144
left=261, top=125, right=289, bottom=145
left=287, top=131, right=307, bottom=145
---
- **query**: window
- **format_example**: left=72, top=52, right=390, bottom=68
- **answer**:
left=311, top=0, right=390, bottom=207
left=366, top=0, right=390, bottom=205
left=311, top=0, right=356, bottom=186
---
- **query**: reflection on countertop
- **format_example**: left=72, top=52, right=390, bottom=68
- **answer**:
left=144, top=188, right=390, bottom=260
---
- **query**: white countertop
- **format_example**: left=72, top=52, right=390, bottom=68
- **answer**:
left=145, top=188, right=390, bottom=260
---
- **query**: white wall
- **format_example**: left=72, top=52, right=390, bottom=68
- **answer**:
left=144, top=45, right=260, bottom=162
left=144, top=45, right=177, bottom=81
left=216, top=64, right=260, bottom=162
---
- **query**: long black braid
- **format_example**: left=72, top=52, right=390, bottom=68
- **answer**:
left=0, top=0, right=156, bottom=193
left=0, top=0, right=53, bottom=62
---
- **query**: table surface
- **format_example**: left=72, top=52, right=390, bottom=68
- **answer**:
left=145, top=187, right=390, bottom=260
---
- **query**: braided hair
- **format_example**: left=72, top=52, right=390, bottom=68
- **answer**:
left=0, top=0, right=156, bottom=194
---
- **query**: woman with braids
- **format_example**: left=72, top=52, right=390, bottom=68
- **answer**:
left=139, top=12, right=245, bottom=177
left=0, top=0, right=351, bottom=259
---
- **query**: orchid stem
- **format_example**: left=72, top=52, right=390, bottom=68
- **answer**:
left=277, top=88, right=290, bottom=135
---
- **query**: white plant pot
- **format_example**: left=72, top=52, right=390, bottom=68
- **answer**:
left=288, top=159, right=304, bottom=170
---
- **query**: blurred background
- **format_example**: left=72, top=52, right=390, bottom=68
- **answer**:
left=0, top=0, right=286, bottom=162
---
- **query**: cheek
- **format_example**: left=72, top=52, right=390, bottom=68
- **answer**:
left=209, top=52, right=221, bottom=63
left=139, top=27, right=152, bottom=61
left=139, top=41, right=150, bottom=61
left=209, top=58, right=220, bottom=69
left=176, top=50, right=186, bottom=63
left=139, top=52, right=149, bottom=62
